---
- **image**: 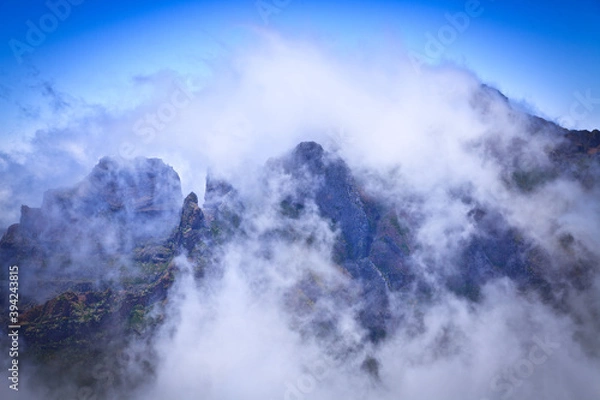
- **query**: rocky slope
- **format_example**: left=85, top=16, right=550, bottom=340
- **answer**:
left=0, top=123, right=599, bottom=397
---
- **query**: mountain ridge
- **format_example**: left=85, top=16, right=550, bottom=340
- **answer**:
left=1, top=118, right=599, bottom=397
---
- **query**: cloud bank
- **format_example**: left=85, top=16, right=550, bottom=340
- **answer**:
left=1, top=33, right=599, bottom=400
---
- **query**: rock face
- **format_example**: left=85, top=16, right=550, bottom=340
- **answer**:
left=0, top=157, right=184, bottom=396
left=174, top=192, right=205, bottom=254
left=38, top=156, right=182, bottom=244
left=0, top=126, right=598, bottom=396
left=277, top=142, right=410, bottom=341
left=284, top=142, right=374, bottom=262
left=43, top=157, right=181, bottom=215
left=0, top=157, right=182, bottom=299
left=278, top=143, right=415, bottom=289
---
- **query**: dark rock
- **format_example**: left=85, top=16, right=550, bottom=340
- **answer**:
left=203, top=175, right=244, bottom=242
left=174, top=192, right=206, bottom=254
left=1, top=127, right=597, bottom=392
left=279, top=142, right=412, bottom=341
left=283, top=141, right=374, bottom=262
left=449, top=207, right=553, bottom=302
left=40, top=156, right=182, bottom=233
left=0, top=157, right=183, bottom=302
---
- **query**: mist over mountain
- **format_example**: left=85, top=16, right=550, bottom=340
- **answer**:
left=0, top=35, right=599, bottom=400
left=1, top=98, right=599, bottom=399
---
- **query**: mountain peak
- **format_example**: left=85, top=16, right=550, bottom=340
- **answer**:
left=290, top=141, right=326, bottom=173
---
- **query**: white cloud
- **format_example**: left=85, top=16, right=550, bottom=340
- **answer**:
left=2, top=32, right=599, bottom=400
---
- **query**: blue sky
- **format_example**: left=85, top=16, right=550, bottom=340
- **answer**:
left=0, top=0, right=598, bottom=142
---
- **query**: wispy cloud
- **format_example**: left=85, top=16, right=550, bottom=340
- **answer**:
left=1, top=33, right=599, bottom=400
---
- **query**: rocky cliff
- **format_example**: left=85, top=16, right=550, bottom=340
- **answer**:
left=0, top=126, right=598, bottom=397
